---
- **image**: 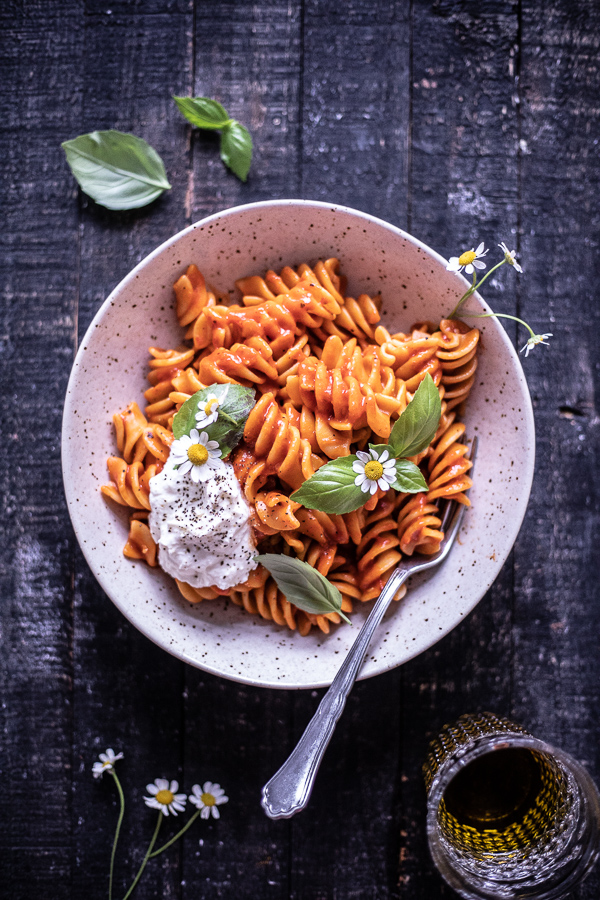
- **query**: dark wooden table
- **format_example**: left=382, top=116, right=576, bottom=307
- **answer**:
left=2, top=1, right=599, bottom=897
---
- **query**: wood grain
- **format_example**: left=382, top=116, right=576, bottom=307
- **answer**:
left=291, top=4, right=411, bottom=899
left=0, top=1, right=83, bottom=895
left=2, top=0, right=600, bottom=898
left=398, top=2, right=522, bottom=895
left=70, top=3, right=193, bottom=898
left=513, top=4, right=600, bottom=869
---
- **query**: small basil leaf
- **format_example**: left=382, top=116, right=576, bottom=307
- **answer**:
left=256, top=554, right=351, bottom=624
left=172, top=385, right=255, bottom=457
left=368, top=443, right=397, bottom=459
left=291, top=456, right=367, bottom=514
left=220, top=121, right=253, bottom=182
left=61, top=130, right=171, bottom=210
left=173, top=96, right=232, bottom=130
left=388, top=373, right=442, bottom=458
left=390, top=459, right=429, bottom=493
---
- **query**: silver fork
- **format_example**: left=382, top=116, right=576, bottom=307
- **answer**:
left=261, top=437, right=477, bottom=820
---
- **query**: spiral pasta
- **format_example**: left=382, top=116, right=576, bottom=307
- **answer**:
left=103, top=258, right=478, bottom=635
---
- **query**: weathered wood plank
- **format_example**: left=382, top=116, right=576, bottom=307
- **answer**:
left=70, top=3, right=194, bottom=899
left=290, top=3, right=411, bottom=899
left=0, top=1, right=83, bottom=896
left=191, top=0, right=303, bottom=221
left=514, top=16, right=600, bottom=900
left=182, top=3, right=303, bottom=898
left=301, top=0, right=411, bottom=228
left=400, top=2, right=521, bottom=896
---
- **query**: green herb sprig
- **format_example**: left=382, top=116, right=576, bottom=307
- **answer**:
left=172, top=384, right=255, bottom=458
left=291, top=374, right=441, bottom=515
left=173, top=96, right=253, bottom=182
left=256, top=554, right=351, bottom=624
left=61, top=130, right=171, bottom=210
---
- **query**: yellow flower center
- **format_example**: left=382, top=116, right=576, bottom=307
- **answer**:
left=188, top=443, right=209, bottom=466
left=204, top=398, right=218, bottom=415
left=364, top=460, right=384, bottom=481
left=201, top=792, right=216, bottom=807
left=155, top=789, right=174, bottom=805
left=458, top=250, right=477, bottom=266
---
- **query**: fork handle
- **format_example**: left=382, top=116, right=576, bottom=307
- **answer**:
left=261, top=567, right=409, bottom=819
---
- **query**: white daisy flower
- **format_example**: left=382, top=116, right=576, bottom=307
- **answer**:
left=170, top=429, right=223, bottom=483
left=498, top=241, right=523, bottom=273
left=446, top=242, right=489, bottom=275
left=195, top=388, right=227, bottom=430
left=92, top=748, right=123, bottom=779
left=352, top=448, right=397, bottom=496
left=520, top=333, right=553, bottom=357
left=144, top=778, right=187, bottom=816
left=189, top=781, right=229, bottom=820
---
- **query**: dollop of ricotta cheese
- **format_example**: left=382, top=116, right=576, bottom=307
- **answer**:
left=148, top=455, right=257, bottom=591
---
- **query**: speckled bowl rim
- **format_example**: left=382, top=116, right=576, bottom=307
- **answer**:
left=62, top=199, right=535, bottom=689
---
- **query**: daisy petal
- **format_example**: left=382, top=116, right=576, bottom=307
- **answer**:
left=369, top=481, right=378, bottom=495
left=146, top=783, right=159, bottom=795
left=178, top=460, right=192, bottom=476
left=378, top=450, right=389, bottom=463
left=354, top=473, right=367, bottom=487
left=212, top=806, right=220, bottom=819
left=201, top=806, right=211, bottom=819
left=472, top=259, right=486, bottom=269
left=465, top=264, right=474, bottom=274
left=352, top=461, right=364, bottom=474
left=356, top=450, right=370, bottom=463
left=475, top=242, right=485, bottom=255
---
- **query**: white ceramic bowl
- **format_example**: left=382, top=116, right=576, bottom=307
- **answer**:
left=62, top=200, right=534, bottom=689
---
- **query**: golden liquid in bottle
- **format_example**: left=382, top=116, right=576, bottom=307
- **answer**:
left=444, top=748, right=542, bottom=831
left=438, top=747, right=566, bottom=856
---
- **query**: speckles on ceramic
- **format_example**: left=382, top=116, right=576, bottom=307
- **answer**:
left=61, top=200, right=535, bottom=690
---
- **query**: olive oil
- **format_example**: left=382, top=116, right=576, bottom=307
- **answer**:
left=423, top=713, right=600, bottom=899
left=443, top=748, right=542, bottom=833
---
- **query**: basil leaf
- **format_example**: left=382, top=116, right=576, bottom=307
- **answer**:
left=61, top=130, right=171, bottom=210
left=388, top=373, right=442, bottom=458
left=173, top=96, right=232, bottom=130
left=172, top=384, right=255, bottom=458
left=291, top=456, right=367, bottom=514
left=220, top=121, right=253, bottom=182
left=368, top=443, right=396, bottom=459
left=256, top=554, right=351, bottom=624
left=390, top=459, right=429, bottom=493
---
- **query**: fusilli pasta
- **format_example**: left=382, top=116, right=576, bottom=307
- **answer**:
left=102, top=258, right=478, bottom=635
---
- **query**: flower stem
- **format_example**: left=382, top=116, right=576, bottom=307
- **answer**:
left=458, top=309, right=536, bottom=339
left=121, top=812, right=163, bottom=900
left=449, top=259, right=506, bottom=318
left=108, top=771, right=126, bottom=900
left=148, top=809, right=201, bottom=857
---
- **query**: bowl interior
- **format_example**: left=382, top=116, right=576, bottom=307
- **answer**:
left=62, top=200, right=534, bottom=689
